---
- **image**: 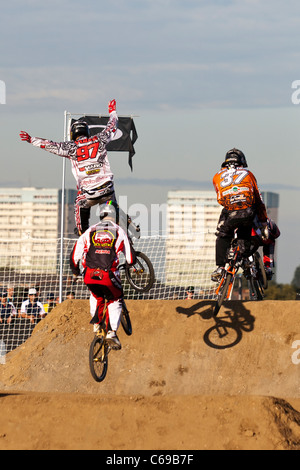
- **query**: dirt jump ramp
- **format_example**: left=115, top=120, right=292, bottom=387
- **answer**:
left=0, top=299, right=300, bottom=450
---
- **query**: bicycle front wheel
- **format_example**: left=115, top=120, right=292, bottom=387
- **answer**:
left=214, top=273, right=233, bottom=317
left=120, top=302, right=132, bottom=336
left=125, top=251, right=155, bottom=293
left=89, top=336, right=108, bottom=382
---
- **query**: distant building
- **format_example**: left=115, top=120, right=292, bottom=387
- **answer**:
left=261, top=191, right=279, bottom=224
left=166, top=190, right=221, bottom=288
left=0, top=187, right=77, bottom=272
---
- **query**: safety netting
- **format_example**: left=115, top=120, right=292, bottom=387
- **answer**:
left=0, top=233, right=217, bottom=357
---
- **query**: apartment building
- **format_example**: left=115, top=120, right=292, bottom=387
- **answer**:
left=261, top=191, right=279, bottom=224
left=0, top=187, right=77, bottom=271
left=166, top=190, right=221, bottom=288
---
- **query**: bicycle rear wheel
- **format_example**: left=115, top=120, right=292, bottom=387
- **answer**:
left=125, top=251, right=155, bottom=293
left=254, top=251, right=268, bottom=290
left=248, top=277, right=264, bottom=301
left=213, top=273, right=233, bottom=317
left=89, top=336, right=108, bottom=382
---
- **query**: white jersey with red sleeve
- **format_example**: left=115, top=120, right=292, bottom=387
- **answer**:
left=70, top=220, right=134, bottom=274
left=30, top=112, right=118, bottom=192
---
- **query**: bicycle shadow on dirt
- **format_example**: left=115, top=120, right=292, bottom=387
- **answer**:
left=176, top=300, right=215, bottom=321
left=176, top=300, right=255, bottom=350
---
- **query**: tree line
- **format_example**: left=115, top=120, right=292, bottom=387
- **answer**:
left=264, top=266, right=300, bottom=300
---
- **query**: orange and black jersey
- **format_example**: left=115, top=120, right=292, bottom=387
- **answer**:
left=213, top=166, right=267, bottom=222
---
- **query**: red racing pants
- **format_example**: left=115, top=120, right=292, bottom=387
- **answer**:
left=83, top=267, right=123, bottom=332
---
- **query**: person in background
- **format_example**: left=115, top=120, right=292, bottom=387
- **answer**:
left=43, top=293, right=56, bottom=314
left=0, top=291, right=17, bottom=325
left=20, top=288, right=46, bottom=324
left=185, top=286, right=194, bottom=300
left=6, top=285, right=15, bottom=304
left=66, top=291, right=75, bottom=300
left=251, top=218, right=281, bottom=281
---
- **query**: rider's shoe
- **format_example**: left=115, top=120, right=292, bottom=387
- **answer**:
left=211, top=267, right=225, bottom=282
left=106, top=330, right=122, bottom=350
left=265, top=267, right=273, bottom=281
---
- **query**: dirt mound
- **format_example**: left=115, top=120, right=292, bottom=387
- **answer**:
left=1, top=299, right=300, bottom=450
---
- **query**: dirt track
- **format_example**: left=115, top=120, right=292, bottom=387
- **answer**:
left=1, top=299, right=300, bottom=450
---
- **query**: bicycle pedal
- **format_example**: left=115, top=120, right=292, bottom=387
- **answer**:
left=106, top=341, right=121, bottom=351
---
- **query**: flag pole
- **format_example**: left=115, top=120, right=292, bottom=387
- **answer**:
left=59, top=110, right=69, bottom=303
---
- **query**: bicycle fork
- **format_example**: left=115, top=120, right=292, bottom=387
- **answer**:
left=94, top=332, right=111, bottom=362
left=215, top=266, right=237, bottom=300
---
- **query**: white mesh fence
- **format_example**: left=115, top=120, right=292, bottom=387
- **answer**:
left=0, top=233, right=217, bottom=354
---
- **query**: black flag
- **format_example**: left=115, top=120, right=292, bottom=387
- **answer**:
left=71, top=115, right=138, bottom=170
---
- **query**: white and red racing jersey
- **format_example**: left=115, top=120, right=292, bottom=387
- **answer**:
left=30, top=112, right=118, bottom=192
left=70, top=219, right=134, bottom=274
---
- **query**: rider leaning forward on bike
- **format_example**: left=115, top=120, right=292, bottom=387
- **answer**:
left=70, top=202, right=135, bottom=350
left=20, top=100, right=119, bottom=236
left=211, top=148, right=280, bottom=283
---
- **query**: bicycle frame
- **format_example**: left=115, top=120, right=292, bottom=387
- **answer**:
left=89, top=298, right=132, bottom=382
left=215, top=245, right=241, bottom=300
left=213, top=237, right=266, bottom=317
left=215, top=267, right=235, bottom=300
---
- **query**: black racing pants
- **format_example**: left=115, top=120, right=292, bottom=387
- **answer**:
left=74, top=184, right=116, bottom=235
left=215, top=208, right=255, bottom=266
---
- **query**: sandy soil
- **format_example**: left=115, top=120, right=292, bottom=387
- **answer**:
left=1, top=299, right=300, bottom=450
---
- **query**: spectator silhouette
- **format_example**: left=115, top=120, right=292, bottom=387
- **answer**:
left=20, top=288, right=46, bottom=324
left=0, top=290, right=17, bottom=325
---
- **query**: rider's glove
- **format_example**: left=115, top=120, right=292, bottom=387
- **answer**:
left=108, top=99, right=116, bottom=114
left=72, top=274, right=80, bottom=284
left=20, top=131, right=32, bottom=143
left=260, top=222, right=269, bottom=241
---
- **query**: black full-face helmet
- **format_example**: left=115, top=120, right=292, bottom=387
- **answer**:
left=70, top=121, right=90, bottom=141
left=221, top=148, right=248, bottom=168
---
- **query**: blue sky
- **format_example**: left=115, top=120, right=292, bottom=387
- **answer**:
left=1, top=0, right=300, bottom=283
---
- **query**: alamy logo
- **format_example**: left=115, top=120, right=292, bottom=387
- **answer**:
left=291, top=80, right=300, bottom=104
left=291, top=340, right=300, bottom=365
left=0, top=340, right=6, bottom=364
left=0, top=80, right=6, bottom=104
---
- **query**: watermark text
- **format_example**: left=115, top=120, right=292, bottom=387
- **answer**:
left=0, top=80, right=6, bottom=104
left=0, top=340, right=6, bottom=364
left=291, top=80, right=300, bottom=104
left=291, top=340, right=300, bottom=365
left=95, top=196, right=207, bottom=239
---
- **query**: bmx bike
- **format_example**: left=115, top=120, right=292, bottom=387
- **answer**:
left=88, top=214, right=155, bottom=382
left=89, top=299, right=132, bottom=382
left=213, top=236, right=268, bottom=318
